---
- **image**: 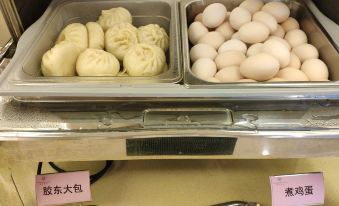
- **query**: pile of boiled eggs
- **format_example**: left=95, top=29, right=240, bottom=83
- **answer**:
left=188, top=0, right=329, bottom=83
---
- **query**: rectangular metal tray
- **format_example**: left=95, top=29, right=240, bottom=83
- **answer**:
left=0, top=0, right=182, bottom=86
left=181, top=0, right=339, bottom=88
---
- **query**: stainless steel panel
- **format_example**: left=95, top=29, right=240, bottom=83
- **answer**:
left=181, top=0, right=339, bottom=88
left=0, top=0, right=23, bottom=42
left=1, top=94, right=339, bottom=158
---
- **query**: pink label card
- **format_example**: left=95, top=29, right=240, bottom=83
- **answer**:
left=36, top=171, right=92, bottom=206
left=270, top=172, right=325, bottom=206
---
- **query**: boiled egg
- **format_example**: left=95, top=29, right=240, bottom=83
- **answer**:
left=202, top=3, right=227, bottom=28
left=238, top=22, right=270, bottom=44
left=229, top=7, right=252, bottom=30
left=215, top=51, right=246, bottom=70
left=261, top=2, right=290, bottom=23
left=240, top=53, right=280, bottom=81
left=218, top=39, right=247, bottom=54
left=191, top=58, right=217, bottom=80
left=188, top=22, right=208, bottom=44
left=215, top=66, right=243, bottom=82
left=301, top=59, right=329, bottom=81
left=190, top=43, right=218, bottom=62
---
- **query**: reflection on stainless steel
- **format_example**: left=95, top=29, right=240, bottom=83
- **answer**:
left=181, top=0, right=339, bottom=87
left=305, top=0, right=339, bottom=48
left=143, top=108, right=233, bottom=128
left=0, top=58, right=10, bottom=74
left=0, top=0, right=23, bottom=42
left=0, top=39, right=13, bottom=61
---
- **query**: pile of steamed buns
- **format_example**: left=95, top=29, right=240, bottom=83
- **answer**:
left=188, top=0, right=329, bottom=83
left=41, top=7, right=169, bottom=77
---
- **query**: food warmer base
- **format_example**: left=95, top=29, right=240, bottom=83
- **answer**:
left=0, top=0, right=339, bottom=162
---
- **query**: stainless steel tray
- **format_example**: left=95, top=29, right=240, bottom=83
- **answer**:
left=0, top=0, right=182, bottom=90
left=181, top=0, right=339, bottom=88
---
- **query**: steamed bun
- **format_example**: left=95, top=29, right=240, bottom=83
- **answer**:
left=108, top=22, right=138, bottom=33
left=123, top=43, right=166, bottom=76
left=86, top=22, right=104, bottom=50
left=56, top=23, right=88, bottom=51
left=105, top=23, right=138, bottom=61
left=138, top=24, right=169, bottom=51
left=97, top=7, right=132, bottom=31
left=42, top=41, right=80, bottom=76
left=76, top=49, right=120, bottom=76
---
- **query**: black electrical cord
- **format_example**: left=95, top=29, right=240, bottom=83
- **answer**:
left=37, top=161, right=113, bottom=185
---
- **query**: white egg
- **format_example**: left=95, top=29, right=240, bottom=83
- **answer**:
left=247, top=43, right=263, bottom=56
left=285, top=29, right=308, bottom=48
left=191, top=58, right=217, bottom=80
left=240, top=53, right=280, bottom=81
left=239, top=22, right=270, bottom=44
left=215, top=51, right=246, bottom=70
left=276, top=68, right=309, bottom=81
left=215, top=66, right=243, bottom=82
left=261, top=2, right=290, bottom=23
left=271, top=25, right=285, bottom=38
left=287, top=53, right=301, bottom=69
left=239, top=0, right=264, bottom=14
left=190, top=43, right=218, bottom=62
left=218, top=39, right=247, bottom=54
left=301, top=59, right=329, bottom=81
left=215, top=22, right=234, bottom=40
left=202, top=3, right=227, bottom=28
left=268, top=36, right=291, bottom=51
left=198, top=31, right=225, bottom=49
left=281, top=17, right=300, bottom=32
left=194, top=13, right=203, bottom=22
left=188, top=22, right=208, bottom=44
left=229, top=7, right=252, bottom=30
left=206, top=77, right=221, bottom=83
left=253, top=11, right=278, bottom=33
left=292, top=43, right=319, bottom=62
left=262, top=39, right=290, bottom=68
left=237, top=79, right=257, bottom=82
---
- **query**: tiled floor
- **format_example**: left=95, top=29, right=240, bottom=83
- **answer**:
left=5, top=158, right=339, bottom=206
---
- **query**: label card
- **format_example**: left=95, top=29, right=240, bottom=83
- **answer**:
left=270, top=172, right=325, bottom=206
left=36, top=171, right=91, bottom=206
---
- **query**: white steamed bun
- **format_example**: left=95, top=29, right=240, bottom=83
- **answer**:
left=76, top=49, right=120, bottom=76
left=123, top=43, right=166, bottom=76
left=138, top=24, right=169, bottom=51
left=42, top=41, right=80, bottom=76
left=86, top=22, right=104, bottom=50
left=56, top=23, right=88, bottom=51
left=108, top=22, right=138, bottom=32
left=97, top=7, right=132, bottom=31
left=105, top=23, right=138, bottom=61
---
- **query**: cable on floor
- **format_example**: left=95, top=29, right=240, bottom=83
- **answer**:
left=37, top=161, right=113, bottom=185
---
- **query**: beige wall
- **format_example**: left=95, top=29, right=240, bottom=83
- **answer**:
left=0, top=11, right=11, bottom=47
